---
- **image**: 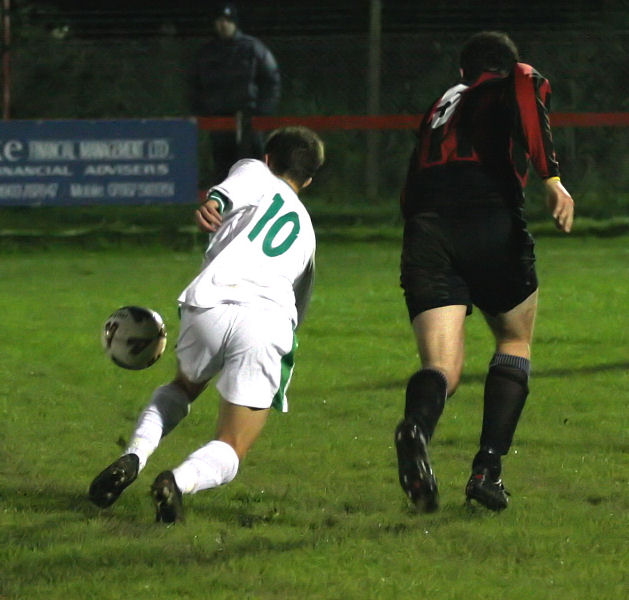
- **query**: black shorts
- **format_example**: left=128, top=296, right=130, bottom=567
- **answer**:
left=400, top=208, right=538, bottom=321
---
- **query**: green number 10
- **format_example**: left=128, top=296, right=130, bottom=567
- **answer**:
left=248, top=193, right=300, bottom=257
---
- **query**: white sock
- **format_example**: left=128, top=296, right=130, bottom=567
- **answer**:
left=173, top=440, right=239, bottom=494
left=125, top=382, right=190, bottom=471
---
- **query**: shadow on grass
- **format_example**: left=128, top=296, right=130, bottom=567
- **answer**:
left=459, top=360, right=629, bottom=384
left=3, top=481, right=93, bottom=517
left=342, top=360, right=629, bottom=393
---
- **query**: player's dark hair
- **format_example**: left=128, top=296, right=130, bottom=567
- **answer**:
left=264, top=126, right=325, bottom=187
left=460, top=31, right=519, bottom=83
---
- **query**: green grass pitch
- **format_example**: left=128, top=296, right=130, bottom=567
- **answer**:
left=0, top=219, right=627, bottom=599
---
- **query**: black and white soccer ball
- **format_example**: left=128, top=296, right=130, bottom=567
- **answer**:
left=101, top=306, right=167, bottom=370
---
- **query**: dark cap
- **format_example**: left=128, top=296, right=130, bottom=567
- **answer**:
left=213, top=3, right=238, bottom=23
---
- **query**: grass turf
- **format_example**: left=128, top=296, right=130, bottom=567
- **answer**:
left=0, top=214, right=627, bottom=599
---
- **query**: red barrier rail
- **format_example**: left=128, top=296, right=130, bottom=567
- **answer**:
left=197, top=113, right=629, bottom=132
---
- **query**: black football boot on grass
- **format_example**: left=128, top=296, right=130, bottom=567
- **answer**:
left=395, top=418, right=439, bottom=513
left=465, top=468, right=510, bottom=511
left=89, top=453, right=140, bottom=508
left=151, top=470, right=184, bottom=524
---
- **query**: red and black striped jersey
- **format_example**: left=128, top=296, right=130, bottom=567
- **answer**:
left=401, top=63, right=560, bottom=218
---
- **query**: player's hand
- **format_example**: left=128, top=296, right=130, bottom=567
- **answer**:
left=195, top=200, right=222, bottom=233
left=544, top=178, right=574, bottom=233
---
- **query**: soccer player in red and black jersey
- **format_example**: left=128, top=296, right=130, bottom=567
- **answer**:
left=395, top=31, right=574, bottom=512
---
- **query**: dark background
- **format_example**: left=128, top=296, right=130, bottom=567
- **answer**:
left=23, top=1, right=624, bottom=37
left=3, top=1, right=628, bottom=214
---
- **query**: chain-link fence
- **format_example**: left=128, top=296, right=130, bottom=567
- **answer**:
left=5, top=6, right=629, bottom=216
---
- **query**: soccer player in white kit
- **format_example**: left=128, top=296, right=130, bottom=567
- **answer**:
left=89, top=126, right=325, bottom=523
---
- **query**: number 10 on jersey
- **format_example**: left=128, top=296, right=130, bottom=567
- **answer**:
left=248, top=193, right=301, bottom=257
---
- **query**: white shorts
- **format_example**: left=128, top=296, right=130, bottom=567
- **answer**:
left=176, top=303, right=297, bottom=412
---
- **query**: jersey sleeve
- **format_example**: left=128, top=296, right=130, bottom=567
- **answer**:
left=512, top=63, right=560, bottom=180
left=209, top=159, right=268, bottom=213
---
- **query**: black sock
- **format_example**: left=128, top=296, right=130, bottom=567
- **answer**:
left=479, top=353, right=530, bottom=459
left=404, top=368, right=448, bottom=440
left=472, top=449, right=502, bottom=480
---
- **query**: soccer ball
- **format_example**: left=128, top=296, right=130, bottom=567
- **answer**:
left=102, top=306, right=167, bottom=370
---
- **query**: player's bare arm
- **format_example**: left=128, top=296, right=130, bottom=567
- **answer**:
left=195, top=199, right=223, bottom=233
left=544, top=178, right=574, bottom=233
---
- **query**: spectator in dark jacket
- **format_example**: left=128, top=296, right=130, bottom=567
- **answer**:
left=191, top=3, right=281, bottom=183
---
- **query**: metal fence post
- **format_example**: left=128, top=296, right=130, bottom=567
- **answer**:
left=366, top=0, right=381, bottom=201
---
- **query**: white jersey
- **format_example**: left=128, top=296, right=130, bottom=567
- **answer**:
left=178, top=159, right=316, bottom=327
